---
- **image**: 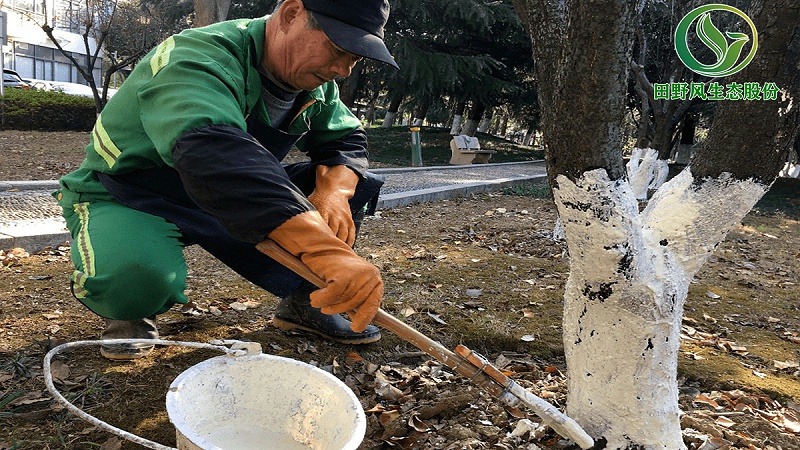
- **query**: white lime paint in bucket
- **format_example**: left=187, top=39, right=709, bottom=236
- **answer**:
left=166, top=353, right=366, bottom=450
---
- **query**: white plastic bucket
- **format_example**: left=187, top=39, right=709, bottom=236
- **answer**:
left=166, top=353, right=366, bottom=450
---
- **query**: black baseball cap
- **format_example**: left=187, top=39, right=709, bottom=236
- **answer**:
left=302, top=0, right=399, bottom=69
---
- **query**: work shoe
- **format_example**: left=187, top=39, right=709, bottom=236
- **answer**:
left=273, top=282, right=381, bottom=345
left=100, top=315, right=159, bottom=360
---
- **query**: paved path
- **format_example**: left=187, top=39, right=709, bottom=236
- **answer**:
left=0, top=161, right=546, bottom=252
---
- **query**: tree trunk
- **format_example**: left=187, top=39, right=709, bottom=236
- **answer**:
left=692, top=0, right=800, bottom=183
left=338, top=60, right=364, bottom=109
left=461, top=103, right=485, bottom=137
left=477, top=107, right=493, bottom=133
left=194, top=0, right=230, bottom=27
left=450, top=98, right=467, bottom=135
left=412, top=102, right=430, bottom=127
left=382, top=96, right=403, bottom=128
left=679, top=115, right=695, bottom=145
left=514, top=0, right=799, bottom=447
left=499, top=114, right=509, bottom=137
left=514, top=0, right=631, bottom=186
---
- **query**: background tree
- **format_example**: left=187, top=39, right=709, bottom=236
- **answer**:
left=513, top=0, right=799, bottom=448
left=37, top=0, right=124, bottom=112
left=373, top=0, right=530, bottom=132
left=193, top=0, right=230, bottom=27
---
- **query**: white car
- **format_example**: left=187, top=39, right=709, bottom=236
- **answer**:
left=26, top=79, right=116, bottom=98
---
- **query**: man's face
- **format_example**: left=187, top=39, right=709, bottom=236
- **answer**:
left=276, top=13, right=363, bottom=91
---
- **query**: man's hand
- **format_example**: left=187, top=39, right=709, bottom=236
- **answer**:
left=307, top=165, right=359, bottom=246
left=267, top=211, right=383, bottom=331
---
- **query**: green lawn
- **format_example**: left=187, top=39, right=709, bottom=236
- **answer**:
left=364, top=126, right=544, bottom=168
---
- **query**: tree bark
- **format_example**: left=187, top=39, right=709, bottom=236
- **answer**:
left=692, top=0, right=800, bottom=183
left=450, top=97, right=468, bottom=135
left=477, top=107, right=493, bottom=133
left=461, top=103, right=485, bottom=137
left=412, top=102, right=430, bottom=127
left=194, top=0, right=230, bottom=27
left=338, top=60, right=364, bottom=109
left=381, top=96, right=403, bottom=128
left=514, top=0, right=633, bottom=186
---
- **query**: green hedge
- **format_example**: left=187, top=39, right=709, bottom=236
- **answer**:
left=0, top=87, right=96, bottom=131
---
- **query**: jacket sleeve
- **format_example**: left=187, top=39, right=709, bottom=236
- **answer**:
left=295, top=82, right=370, bottom=178
left=172, top=124, right=314, bottom=243
left=305, top=127, right=370, bottom=178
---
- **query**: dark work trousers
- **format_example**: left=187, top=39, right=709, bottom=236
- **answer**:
left=99, top=163, right=384, bottom=303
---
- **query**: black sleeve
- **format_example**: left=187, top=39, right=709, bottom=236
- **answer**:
left=172, top=124, right=314, bottom=243
left=305, top=127, right=370, bottom=178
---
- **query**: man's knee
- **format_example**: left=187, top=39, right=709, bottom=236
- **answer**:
left=72, top=261, right=187, bottom=320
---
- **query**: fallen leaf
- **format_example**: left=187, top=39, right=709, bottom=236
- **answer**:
left=510, top=418, right=538, bottom=437
left=99, top=437, right=122, bottom=450
left=703, top=313, right=717, bottom=324
left=427, top=312, right=448, bottom=325
left=706, top=291, right=721, bottom=299
left=520, top=335, right=536, bottom=342
left=694, top=394, right=722, bottom=410
left=767, top=317, right=781, bottom=323
left=400, top=307, right=416, bottom=318
left=42, top=311, right=63, bottom=320
left=345, top=352, right=365, bottom=365
left=365, top=404, right=386, bottom=414
left=697, top=437, right=732, bottom=450
left=714, top=416, right=736, bottom=428
left=408, top=414, right=430, bottom=432
left=379, top=409, right=401, bottom=426
left=774, top=360, right=799, bottom=370
left=521, top=309, right=536, bottom=319
left=375, top=373, right=404, bottom=401
left=49, top=360, right=70, bottom=381
left=229, top=302, right=248, bottom=311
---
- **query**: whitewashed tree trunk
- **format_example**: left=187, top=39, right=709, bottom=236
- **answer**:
left=780, top=148, right=799, bottom=178
left=381, top=111, right=397, bottom=128
left=626, top=148, right=669, bottom=200
left=477, top=116, right=492, bottom=133
left=462, top=118, right=479, bottom=137
left=554, top=168, right=768, bottom=449
left=450, top=114, right=463, bottom=135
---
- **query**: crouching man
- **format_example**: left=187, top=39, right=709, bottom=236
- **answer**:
left=54, top=0, right=399, bottom=360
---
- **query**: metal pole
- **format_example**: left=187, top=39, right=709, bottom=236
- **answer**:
left=410, top=126, right=422, bottom=167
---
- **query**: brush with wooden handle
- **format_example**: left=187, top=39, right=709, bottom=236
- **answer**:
left=256, top=239, right=594, bottom=449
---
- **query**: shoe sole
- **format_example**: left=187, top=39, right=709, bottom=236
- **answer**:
left=272, top=317, right=381, bottom=345
left=100, top=346, right=154, bottom=361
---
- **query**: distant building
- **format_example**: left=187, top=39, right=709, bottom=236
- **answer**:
left=1, top=0, right=103, bottom=86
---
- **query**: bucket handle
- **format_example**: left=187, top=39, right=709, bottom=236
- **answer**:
left=43, top=339, right=262, bottom=450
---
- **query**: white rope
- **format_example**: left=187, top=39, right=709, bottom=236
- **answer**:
left=43, top=339, right=259, bottom=450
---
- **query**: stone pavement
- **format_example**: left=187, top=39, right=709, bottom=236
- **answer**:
left=0, top=161, right=546, bottom=253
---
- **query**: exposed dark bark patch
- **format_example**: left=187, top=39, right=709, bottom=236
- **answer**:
left=582, top=282, right=617, bottom=302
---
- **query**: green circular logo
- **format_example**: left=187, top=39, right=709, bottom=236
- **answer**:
left=674, top=4, right=758, bottom=78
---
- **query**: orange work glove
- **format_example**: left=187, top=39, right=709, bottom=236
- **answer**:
left=307, top=165, right=359, bottom=246
left=266, top=211, right=383, bottom=332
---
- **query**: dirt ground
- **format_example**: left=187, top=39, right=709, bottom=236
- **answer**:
left=1, top=130, right=799, bottom=449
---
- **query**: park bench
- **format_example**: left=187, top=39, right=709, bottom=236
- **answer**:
left=449, top=135, right=495, bottom=165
